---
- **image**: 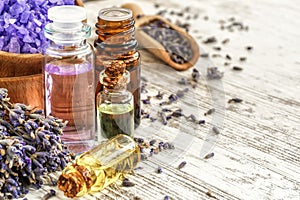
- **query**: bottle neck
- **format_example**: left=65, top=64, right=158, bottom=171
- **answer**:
left=44, top=23, right=91, bottom=47
left=48, top=39, right=88, bottom=50
left=94, top=13, right=138, bottom=55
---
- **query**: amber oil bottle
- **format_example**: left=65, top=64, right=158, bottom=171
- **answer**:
left=94, top=7, right=141, bottom=129
left=58, top=134, right=140, bottom=198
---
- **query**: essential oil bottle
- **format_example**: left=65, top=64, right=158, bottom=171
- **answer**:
left=58, top=134, right=140, bottom=198
left=97, top=60, right=134, bottom=140
left=44, top=6, right=96, bottom=153
left=94, top=7, right=141, bottom=129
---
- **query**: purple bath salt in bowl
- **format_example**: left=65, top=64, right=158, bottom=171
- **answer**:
left=0, top=0, right=75, bottom=54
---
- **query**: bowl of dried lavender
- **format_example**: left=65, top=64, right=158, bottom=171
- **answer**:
left=0, top=0, right=84, bottom=109
left=122, top=3, right=200, bottom=71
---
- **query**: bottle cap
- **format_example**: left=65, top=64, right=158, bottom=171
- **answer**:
left=48, top=6, right=86, bottom=30
left=98, top=8, right=132, bottom=21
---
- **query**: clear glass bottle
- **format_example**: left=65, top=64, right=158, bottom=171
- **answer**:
left=94, top=7, right=141, bottom=129
left=58, top=134, right=140, bottom=198
left=44, top=6, right=96, bottom=153
left=97, top=60, right=134, bottom=140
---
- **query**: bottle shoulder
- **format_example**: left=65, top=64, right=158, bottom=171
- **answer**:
left=45, top=42, right=94, bottom=57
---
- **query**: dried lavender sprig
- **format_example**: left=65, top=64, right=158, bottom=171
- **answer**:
left=0, top=88, right=74, bottom=199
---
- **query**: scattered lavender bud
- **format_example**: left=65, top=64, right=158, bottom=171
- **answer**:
left=222, top=38, right=230, bottom=44
left=200, top=53, right=209, bottom=58
left=186, top=114, right=197, bottom=122
left=150, top=117, right=157, bottom=122
left=213, top=46, right=222, bottom=51
left=166, top=115, right=172, bottom=120
left=164, top=195, right=169, bottom=200
left=140, top=153, right=148, bottom=161
left=212, top=54, right=221, bottom=58
left=150, top=148, right=155, bottom=156
left=183, top=88, right=189, bottom=92
left=134, top=138, right=144, bottom=143
left=162, top=108, right=172, bottom=112
left=204, top=152, right=215, bottom=159
left=203, top=36, right=217, bottom=44
left=157, top=166, right=163, bottom=174
left=156, top=91, right=164, bottom=100
left=154, top=3, right=160, bottom=8
left=228, top=17, right=235, bottom=22
left=159, top=112, right=168, bottom=125
left=149, top=139, right=157, bottom=146
left=134, top=166, right=143, bottom=170
left=232, top=66, right=243, bottom=71
left=141, top=84, right=148, bottom=93
left=246, top=46, right=253, bottom=51
left=204, top=108, right=215, bottom=116
left=198, top=120, right=206, bottom=124
left=171, top=110, right=184, bottom=117
left=42, top=189, right=56, bottom=200
left=122, top=178, right=135, bottom=187
left=168, top=143, right=175, bottom=149
left=228, top=98, right=243, bottom=103
left=142, top=113, right=150, bottom=119
left=168, top=94, right=179, bottom=103
left=226, top=54, right=232, bottom=60
left=239, top=57, right=247, bottom=62
left=178, top=78, right=189, bottom=85
left=176, top=90, right=185, bottom=98
left=178, top=161, right=187, bottom=169
left=163, top=142, right=170, bottom=149
left=142, top=96, right=151, bottom=104
left=224, top=62, right=231, bottom=66
left=207, top=67, right=224, bottom=79
left=206, top=190, right=217, bottom=198
left=192, top=68, right=200, bottom=82
left=212, top=126, right=220, bottom=135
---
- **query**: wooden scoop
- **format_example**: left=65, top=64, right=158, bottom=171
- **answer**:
left=122, top=3, right=200, bottom=71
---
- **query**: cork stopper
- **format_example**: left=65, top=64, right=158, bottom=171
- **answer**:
left=100, top=60, right=129, bottom=91
left=57, top=164, right=94, bottom=198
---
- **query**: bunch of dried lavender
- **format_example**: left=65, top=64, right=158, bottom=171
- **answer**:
left=0, top=88, right=74, bottom=199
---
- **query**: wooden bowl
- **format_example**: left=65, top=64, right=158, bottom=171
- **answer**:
left=0, top=0, right=83, bottom=109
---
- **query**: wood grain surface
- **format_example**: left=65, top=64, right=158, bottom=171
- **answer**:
left=24, top=0, right=300, bottom=199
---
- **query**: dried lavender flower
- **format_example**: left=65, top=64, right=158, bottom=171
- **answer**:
left=228, top=98, right=243, bottom=103
left=232, top=66, right=243, bottom=71
left=42, top=189, right=56, bottom=200
left=149, top=139, right=157, bottom=146
left=204, top=108, right=215, bottom=116
left=157, top=166, right=163, bottom=174
left=198, top=120, right=206, bottom=124
left=207, top=67, right=224, bottom=79
left=122, top=178, right=135, bottom=187
left=178, top=161, right=187, bottom=169
left=192, top=68, right=200, bottom=82
left=203, top=36, right=217, bottom=44
left=204, top=152, right=215, bottom=159
left=178, top=78, right=189, bottom=85
left=212, top=126, right=220, bottom=135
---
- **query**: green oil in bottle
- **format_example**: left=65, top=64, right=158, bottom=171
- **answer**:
left=98, top=103, right=134, bottom=139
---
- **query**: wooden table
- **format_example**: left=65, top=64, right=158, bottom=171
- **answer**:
left=26, top=0, right=300, bottom=199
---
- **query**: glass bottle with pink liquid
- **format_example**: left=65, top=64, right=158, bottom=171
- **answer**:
left=44, top=6, right=96, bottom=153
